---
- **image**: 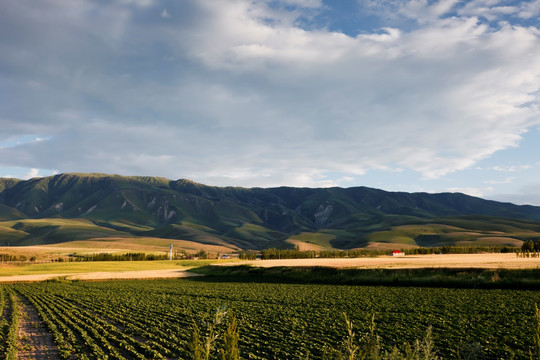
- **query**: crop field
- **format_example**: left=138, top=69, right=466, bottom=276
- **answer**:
left=235, top=253, right=540, bottom=269
left=1, top=277, right=539, bottom=359
left=0, top=260, right=221, bottom=278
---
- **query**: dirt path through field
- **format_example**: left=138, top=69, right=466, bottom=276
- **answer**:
left=0, top=268, right=200, bottom=283
left=17, top=296, right=60, bottom=360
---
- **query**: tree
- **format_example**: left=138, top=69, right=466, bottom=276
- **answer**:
left=522, top=240, right=534, bottom=252
left=197, top=249, right=208, bottom=259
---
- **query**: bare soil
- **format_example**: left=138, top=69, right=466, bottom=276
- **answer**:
left=17, top=296, right=60, bottom=360
left=0, top=268, right=200, bottom=283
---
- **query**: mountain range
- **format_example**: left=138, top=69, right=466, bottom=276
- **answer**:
left=1, top=173, right=539, bottom=252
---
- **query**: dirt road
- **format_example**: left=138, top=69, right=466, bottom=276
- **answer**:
left=0, top=268, right=199, bottom=283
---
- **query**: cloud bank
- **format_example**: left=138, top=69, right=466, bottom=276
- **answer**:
left=0, top=0, right=539, bottom=188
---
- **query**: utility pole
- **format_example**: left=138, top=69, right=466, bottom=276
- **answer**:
left=169, top=243, right=173, bottom=261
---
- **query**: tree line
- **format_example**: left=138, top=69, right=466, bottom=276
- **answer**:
left=238, top=245, right=518, bottom=260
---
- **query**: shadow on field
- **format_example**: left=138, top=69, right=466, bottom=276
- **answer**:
left=187, top=265, right=540, bottom=289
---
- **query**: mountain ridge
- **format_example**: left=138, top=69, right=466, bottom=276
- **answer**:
left=0, top=173, right=539, bottom=250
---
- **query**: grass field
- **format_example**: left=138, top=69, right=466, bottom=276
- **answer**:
left=0, top=236, right=237, bottom=262
left=360, top=220, right=538, bottom=248
left=285, top=232, right=336, bottom=250
left=0, top=259, right=224, bottom=277
left=1, top=253, right=539, bottom=280
left=0, top=218, right=130, bottom=245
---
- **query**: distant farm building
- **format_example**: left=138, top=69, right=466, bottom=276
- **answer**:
left=391, top=250, right=405, bottom=257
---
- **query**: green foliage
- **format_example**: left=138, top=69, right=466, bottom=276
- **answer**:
left=523, top=240, right=535, bottom=252
left=77, top=252, right=168, bottom=261
left=259, top=248, right=389, bottom=260
left=197, top=249, right=209, bottom=259
left=532, top=304, right=540, bottom=359
left=5, top=292, right=18, bottom=360
left=221, top=311, right=240, bottom=360
left=11, top=279, right=540, bottom=359
left=190, top=321, right=203, bottom=360
left=0, top=287, right=19, bottom=360
left=332, top=315, right=439, bottom=360
left=343, top=313, right=359, bottom=360
left=189, top=306, right=240, bottom=360
left=195, top=265, right=540, bottom=290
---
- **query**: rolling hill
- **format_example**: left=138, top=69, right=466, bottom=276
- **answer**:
left=0, top=173, right=539, bottom=252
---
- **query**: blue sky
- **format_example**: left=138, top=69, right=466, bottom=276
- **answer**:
left=1, top=0, right=540, bottom=205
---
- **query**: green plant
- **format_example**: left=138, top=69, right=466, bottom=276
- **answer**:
left=189, top=321, right=202, bottom=360
left=343, top=313, right=359, bottom=360
left=190, top=306, right=240, bottom=360
left=336, top=315, right=439, bottom=360
left=220, top=310, right=240, bottom=360
left=12, top=279, right=538, bottom=359
left=532, top=303, right=540, bottom=359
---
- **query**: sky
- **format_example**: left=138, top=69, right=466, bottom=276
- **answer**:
left=1, top=0, right=540, bottom=205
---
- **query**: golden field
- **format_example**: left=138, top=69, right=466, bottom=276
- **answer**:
left=234, top=253, right=540, bottom=269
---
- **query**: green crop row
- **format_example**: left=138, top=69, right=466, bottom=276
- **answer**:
left=0, top=286, right=19, bottom=360
left=6, top=279, right=540, bottom=359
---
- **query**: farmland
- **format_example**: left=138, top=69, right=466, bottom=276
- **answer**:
left=233, top=253, right=540, bottom=269
left=1, top=276, right=540, bottom=359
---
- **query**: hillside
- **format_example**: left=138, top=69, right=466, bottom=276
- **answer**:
left=0, top=173, right=539, bottom=251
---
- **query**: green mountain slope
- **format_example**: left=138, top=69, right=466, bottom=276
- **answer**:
left=1, top=173, right=539, bottom=250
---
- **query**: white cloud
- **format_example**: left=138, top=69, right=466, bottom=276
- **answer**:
left=458, top=0, right=518, bottom=21
left=338, top=176, right=355, bottom=183
left=0, top=0, right=540, bottom=188
left=457, top=0, right=540, bottom=21
left=118, top=0, right=154, bottom=7
left=402, top=0, right=461, bottom=22
left=445, top=186, right=494, bottom=198
left=280, top=0, right=322, bottom=8
left=489, top=183, right=540, bottom=205
left=361, top=0, right=466, bottom=24
left=370, top=0, right=540, bottom=23
left=492, top=165, right=532, bottom=172
left=161, top=9, right=170, bottom=18
left=518, top=0, right=540, bottom=19
left=22, top=168, right=39, bottom=180
left=201, top=169, right=339, bottom=188
left=484, top=177, right=514, bottom=184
